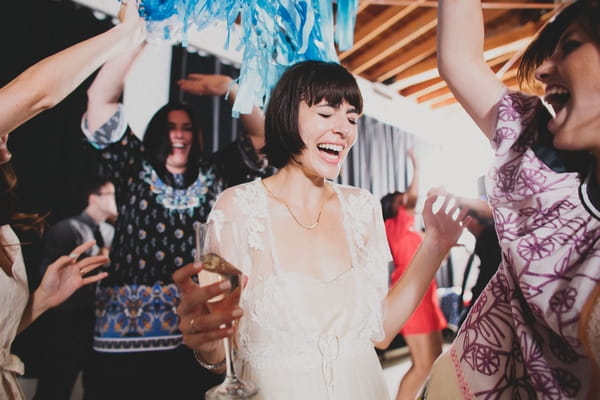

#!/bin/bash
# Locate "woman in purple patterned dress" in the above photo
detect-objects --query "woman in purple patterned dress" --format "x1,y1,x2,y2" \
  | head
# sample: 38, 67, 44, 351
429, 1, 600, 399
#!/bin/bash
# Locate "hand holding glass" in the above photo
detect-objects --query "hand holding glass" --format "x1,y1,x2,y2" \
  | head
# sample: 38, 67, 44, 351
195, 222, 258, 400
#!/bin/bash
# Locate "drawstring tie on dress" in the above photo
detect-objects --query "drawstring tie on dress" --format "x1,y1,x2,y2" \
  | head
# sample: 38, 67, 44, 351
318, 335, 340, 399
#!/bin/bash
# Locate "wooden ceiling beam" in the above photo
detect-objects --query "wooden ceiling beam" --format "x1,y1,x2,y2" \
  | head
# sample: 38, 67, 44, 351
400, 77, 445, 98
348, 9, 437, 74
417, 84, 452, 103
430, 97, 458, 109
371, 8, 507, 82
390, 16, 545, 89
402, 59, 518, 105
399, 56, 513, 99
356, 1, 371, 13
371, 36, 436, 82
425, 74, 519, 109
339, 4, 425, 60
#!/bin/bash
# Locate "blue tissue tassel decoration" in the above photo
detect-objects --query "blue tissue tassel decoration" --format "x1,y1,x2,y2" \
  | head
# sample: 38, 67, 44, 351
137, 0, 359, 116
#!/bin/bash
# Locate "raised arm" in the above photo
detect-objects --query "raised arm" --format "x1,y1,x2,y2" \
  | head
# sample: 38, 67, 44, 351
177, 74, 265, 152
404, 148, 419, 210
85, 41, 146, 133
377, 194, 469, 348
437, 0, 505, 139
0, 1, 144, 138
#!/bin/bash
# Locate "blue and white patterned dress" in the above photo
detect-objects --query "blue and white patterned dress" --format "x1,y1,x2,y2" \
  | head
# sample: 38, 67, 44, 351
82, 105, 221, 352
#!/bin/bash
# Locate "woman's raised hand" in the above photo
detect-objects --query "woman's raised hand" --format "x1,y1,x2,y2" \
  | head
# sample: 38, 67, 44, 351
37, 240, 108, 309
421, 193, 470, 250
117, 0, 146, 47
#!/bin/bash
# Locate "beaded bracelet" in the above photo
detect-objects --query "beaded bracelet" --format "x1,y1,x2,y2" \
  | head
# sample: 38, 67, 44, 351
193, 348, 226, 370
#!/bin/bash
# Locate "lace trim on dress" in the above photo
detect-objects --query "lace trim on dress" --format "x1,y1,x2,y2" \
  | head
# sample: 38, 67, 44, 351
233, 180, 268, 252
333, 185, 389, 342
335, 186, 371, 259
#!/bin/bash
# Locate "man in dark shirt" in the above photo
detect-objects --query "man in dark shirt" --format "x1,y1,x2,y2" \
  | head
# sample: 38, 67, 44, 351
33, 176, 116, 400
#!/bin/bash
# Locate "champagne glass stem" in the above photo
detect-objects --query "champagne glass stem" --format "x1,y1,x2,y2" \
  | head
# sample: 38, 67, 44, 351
223, 337, 236, 381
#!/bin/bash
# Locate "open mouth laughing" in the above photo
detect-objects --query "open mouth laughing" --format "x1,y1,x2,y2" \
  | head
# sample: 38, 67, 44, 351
317, 143, 344, 157
544, 85, 570, 114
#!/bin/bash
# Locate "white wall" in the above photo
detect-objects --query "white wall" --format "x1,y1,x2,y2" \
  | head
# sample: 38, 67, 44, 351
123, 44, 171, 137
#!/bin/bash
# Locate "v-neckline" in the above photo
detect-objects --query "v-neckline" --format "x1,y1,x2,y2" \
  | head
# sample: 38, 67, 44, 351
259, 179, 355, 283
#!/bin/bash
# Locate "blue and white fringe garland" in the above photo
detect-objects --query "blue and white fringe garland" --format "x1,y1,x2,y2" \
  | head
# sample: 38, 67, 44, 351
138, 0, 359, 116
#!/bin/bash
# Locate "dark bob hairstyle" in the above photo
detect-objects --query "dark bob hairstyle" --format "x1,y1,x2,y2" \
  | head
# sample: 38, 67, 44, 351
263, 60, 363, 169
518, 0, 600, 88
142, 101, 203, 186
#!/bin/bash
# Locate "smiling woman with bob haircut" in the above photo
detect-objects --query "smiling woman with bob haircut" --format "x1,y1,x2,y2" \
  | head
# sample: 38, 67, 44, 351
173, 60, 469, 399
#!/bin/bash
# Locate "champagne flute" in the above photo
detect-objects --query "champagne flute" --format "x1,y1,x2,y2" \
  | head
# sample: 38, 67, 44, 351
195, 221, 258, 400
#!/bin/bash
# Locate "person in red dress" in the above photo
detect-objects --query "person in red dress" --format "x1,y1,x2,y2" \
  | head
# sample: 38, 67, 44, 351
381, 150, 447, 400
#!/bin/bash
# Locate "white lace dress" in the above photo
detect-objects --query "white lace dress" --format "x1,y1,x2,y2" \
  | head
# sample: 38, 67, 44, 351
207, 179, 392, 400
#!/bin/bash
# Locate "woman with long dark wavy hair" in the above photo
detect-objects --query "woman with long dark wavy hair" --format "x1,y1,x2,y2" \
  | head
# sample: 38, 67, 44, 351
80, 37, 266, 397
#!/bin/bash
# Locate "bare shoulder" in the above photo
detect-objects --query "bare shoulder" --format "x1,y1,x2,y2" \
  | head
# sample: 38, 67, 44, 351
330, 183, 379, 207
213, 179, 265, 215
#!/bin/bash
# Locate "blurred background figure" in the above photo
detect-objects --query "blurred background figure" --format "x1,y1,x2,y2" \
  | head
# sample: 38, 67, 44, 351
381, 150, 447, 400
79, 39, 266, 398
458, 195, 501, 324
33, 176, 116, 400
429, 186, 502, 331
81, 44, 221, 400
177, 73, 276, 187
0, 2, 141, 398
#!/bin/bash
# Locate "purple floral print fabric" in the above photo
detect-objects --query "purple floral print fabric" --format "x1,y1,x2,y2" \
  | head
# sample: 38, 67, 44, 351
450, 91, 600, 399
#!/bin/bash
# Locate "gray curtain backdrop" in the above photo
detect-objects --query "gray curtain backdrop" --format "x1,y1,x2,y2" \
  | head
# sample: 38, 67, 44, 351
339, 115, 429, 200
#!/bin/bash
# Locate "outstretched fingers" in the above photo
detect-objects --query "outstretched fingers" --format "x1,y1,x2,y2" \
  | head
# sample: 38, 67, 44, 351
45, 240, 97, 273
77, 255, 109, 284
422, 194, 471, 247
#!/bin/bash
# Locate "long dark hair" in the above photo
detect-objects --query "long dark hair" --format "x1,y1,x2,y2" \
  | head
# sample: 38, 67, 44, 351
518, 0, 600, 88
0, 163, 46, 236
142, 102, 203, 187
380, 191, 402, 221
263, 60, 363, 169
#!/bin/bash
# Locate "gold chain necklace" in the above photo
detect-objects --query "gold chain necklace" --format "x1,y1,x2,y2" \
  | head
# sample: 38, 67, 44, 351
261, 180, 323, 230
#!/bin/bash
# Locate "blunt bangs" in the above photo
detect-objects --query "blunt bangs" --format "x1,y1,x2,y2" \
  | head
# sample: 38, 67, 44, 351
264, 60, 363, 169
300, 62, 363, 114
518, 1, 600, 88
